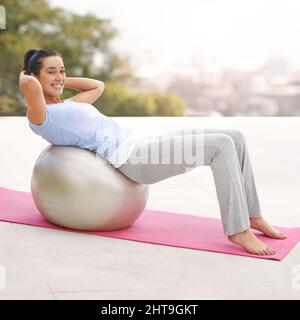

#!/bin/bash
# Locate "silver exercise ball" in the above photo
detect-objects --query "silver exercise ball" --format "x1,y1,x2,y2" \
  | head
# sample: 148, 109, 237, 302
31, 145, 149, 231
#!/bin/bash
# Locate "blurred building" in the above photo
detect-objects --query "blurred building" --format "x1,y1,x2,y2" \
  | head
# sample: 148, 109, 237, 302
132, 57, 300, 116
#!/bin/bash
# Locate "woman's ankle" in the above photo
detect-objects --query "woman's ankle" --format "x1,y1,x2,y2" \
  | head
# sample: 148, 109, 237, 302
228, 228, 251, 239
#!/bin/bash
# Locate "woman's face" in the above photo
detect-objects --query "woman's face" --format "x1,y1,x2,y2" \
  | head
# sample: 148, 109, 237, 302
31, 55, 66, 97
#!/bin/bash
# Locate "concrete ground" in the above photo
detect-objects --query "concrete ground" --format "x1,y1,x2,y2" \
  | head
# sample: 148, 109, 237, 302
0, 116, 300, 300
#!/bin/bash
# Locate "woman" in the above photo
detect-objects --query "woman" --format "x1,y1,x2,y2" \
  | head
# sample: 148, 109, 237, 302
19, 48, 286, 256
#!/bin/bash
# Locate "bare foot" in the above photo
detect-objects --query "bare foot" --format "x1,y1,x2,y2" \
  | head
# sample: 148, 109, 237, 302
228, 229, 276, 255
250, 217, 287, 239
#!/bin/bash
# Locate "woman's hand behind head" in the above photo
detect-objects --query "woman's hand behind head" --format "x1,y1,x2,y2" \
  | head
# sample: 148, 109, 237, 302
19, 71, 41, 93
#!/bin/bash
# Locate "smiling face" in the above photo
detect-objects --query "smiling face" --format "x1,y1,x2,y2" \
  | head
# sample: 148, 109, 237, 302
31, 55, 66, 101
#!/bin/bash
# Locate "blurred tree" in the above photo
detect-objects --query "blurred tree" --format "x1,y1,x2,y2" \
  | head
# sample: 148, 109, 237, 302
152, 92, 186, 116
0, 0, 186, 116
0, 95, 20, 115
96, 82, 186, 116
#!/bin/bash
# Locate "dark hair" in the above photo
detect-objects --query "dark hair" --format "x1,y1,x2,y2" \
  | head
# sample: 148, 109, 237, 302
22, 49, 62, 75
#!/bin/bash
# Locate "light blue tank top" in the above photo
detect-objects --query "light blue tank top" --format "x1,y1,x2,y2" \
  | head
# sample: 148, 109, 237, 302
28, 99, 147, 167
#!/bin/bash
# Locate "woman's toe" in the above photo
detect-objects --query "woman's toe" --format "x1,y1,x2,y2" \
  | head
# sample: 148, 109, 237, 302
259, 249, 266, 255
278, 233, 287, 239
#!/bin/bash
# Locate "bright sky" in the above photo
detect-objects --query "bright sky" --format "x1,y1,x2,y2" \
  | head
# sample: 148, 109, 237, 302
49, 0, 300, 79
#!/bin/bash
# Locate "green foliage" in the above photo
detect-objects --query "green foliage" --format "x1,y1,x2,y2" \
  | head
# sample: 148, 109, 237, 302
0, 95, 22, 115
152, 92, 186, 116
94, 82, 186, 116
0, 0, 186, 116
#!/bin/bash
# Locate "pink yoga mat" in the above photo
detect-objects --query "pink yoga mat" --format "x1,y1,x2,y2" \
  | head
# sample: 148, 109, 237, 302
0, 186, 299, 260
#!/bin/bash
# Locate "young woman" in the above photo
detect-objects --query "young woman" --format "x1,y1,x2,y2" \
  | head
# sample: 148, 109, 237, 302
19, 48, 286, 256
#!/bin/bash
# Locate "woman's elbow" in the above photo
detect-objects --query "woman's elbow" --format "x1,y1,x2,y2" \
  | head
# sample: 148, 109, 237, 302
97, 82, 105, 95
98, 81, 105, 90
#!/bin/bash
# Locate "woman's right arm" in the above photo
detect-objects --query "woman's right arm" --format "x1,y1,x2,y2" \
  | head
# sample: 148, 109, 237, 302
19, 71, 47, 125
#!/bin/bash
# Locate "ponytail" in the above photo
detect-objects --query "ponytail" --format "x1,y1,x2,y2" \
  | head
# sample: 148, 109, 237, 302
23, 49, 38, 75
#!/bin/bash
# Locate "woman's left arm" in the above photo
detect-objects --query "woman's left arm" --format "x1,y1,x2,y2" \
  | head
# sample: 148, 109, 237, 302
64, 77, 105, 104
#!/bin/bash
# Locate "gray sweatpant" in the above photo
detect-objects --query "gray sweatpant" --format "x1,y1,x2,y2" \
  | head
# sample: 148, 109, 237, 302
117, 128, 262, 236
